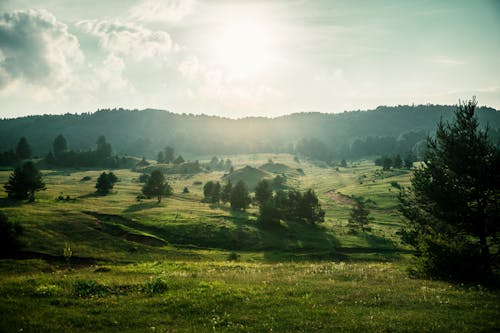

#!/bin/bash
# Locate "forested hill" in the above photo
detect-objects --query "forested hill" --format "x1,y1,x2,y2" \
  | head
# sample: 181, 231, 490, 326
1, 104, 499, 160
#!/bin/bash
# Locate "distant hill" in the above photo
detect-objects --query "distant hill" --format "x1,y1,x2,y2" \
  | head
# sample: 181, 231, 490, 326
0, 104, 499, 161
224, 166, 270, 190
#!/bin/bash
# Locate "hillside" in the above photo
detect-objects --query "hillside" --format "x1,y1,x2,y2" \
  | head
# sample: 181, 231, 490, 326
1, 105, 499, 160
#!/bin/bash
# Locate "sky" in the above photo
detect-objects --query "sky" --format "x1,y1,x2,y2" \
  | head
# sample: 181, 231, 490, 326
0, 0, 499, 118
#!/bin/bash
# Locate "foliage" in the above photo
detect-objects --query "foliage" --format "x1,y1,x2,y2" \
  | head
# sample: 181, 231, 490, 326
138, 173, 150, 183
95, 172, 118, 195
399, 98, 500, 282
230, 180, 251, 211
173, 155, 185, 165
15, 137, 31, 159
53, 134, 68, 158
0, 211, 23, 256
203, 181, 221, 203
220, 181, 232, 204
142, 169, 172, 203
163, 146, 175, 163
4, 161, 46, 201
254, 179, 272, 205
340, 159, 347, 167
348, 199, 373, 232
258, 200, 281, 228
144, 277, 168, 295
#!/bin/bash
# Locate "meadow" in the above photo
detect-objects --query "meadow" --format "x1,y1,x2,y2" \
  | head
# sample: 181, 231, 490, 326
0, 154, 498, 332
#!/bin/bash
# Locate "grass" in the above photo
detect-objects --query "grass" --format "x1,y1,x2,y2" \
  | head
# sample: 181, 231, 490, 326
0, 154, 498, 332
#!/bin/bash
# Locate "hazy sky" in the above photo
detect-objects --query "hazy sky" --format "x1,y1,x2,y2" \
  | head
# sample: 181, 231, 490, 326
1, 0, 499, 118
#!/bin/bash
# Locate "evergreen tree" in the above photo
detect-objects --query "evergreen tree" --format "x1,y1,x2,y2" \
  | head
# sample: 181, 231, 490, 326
230, 180, 251, 211
96, 135, 112, 159
95, 172, 113, 195
348, 199, 373, 232
220, 181, 232, 204
393, 154, 403, 168
254, 179, 273, 205
157, 151, 165, 163
0, 211, 23, 256
15, 137, 31, 159
399, 98, 499, 281
53, 134, 68, 158
164, 146, 175, 163
142, 169, 172, 203
340, 159, 347, 167
173, 155, 185, 165
258, 199, 281, 228
403, 151, 415, 169
297, 189, 325, 225
4, 161, 46, 201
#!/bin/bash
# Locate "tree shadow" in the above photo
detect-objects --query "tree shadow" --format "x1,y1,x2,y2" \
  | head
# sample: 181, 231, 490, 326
123, 201, 160, 213
0, 197, 24, 208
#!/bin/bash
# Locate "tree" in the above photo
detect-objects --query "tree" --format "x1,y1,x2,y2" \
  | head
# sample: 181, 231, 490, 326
403, 151, 415, 169
95, 172, 118, 195
297, 189, 325, 225
203, 181, 221, 203
164, 146, 175, 164
348, 199, 373, 232
53, 134, 68, 158
157, 151, 165, 163
399, 98, 499, 281
393, 154, 403, 169
173, 155, 185, 165
4, 161, 46, 201
340, 159, 347, 167
254, 179, 273, 205
220, 181, 232, 204
0, 211, 23, 256
96, 135, 112, 159
230, 180, 251, 211
16, 137, 31, 159
142, 169, 172, 203
258, 199, 281, 228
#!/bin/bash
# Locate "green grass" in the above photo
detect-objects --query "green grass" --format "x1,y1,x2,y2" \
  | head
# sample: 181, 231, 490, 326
0, 154, 498, 332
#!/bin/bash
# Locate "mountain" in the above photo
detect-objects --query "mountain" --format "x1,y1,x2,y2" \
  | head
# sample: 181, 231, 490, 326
0, 105, 499, 160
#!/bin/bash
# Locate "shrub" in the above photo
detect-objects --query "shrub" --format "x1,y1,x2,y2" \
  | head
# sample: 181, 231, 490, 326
144, 277, 168, 295
227, 252, 241, 261
73, 280, 109, 297
0, 211, 23, 257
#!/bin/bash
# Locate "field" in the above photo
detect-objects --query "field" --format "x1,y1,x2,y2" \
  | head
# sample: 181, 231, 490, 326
0, 154, 498, 332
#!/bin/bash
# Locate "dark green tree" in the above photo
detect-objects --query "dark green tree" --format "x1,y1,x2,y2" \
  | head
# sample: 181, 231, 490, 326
230, 180, 251, 211
173, 155, 185, 165
399, 98, 499, 281
254, 179, 273, 205
297, 189, 325, 225
403, 151, 415, 169
0, 211, 23, 257
96, 135, 112, 159
157, 151, 165, 163
220, 181, 232, 204
340, 159, 347, 167
348, 199, 373, 232
16, 137, 31, 159
4, 161, 46, 201
164, 146, 175, 164
203, 181, 221, 203
142, 169, 172, 203
393, 154, 403, 168
53, 134, 68, 158
258, 199, 281, 228
95, 172, 113, 195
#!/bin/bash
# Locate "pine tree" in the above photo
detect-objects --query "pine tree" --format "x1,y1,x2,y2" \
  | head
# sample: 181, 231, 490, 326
399, 98, 499, 281
164, 146, 175, 164
4, 161, 46, 201
15, 137, 31, 160
142, 169, 172, 203
53, 134, 68, 158
254, 179, 272, 205
348, 199, 373, 232
230, 180, 251, 211
220, 181, 232, 204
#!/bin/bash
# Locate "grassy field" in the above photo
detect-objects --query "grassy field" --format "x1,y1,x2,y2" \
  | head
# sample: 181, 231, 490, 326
0, 154, 498, 332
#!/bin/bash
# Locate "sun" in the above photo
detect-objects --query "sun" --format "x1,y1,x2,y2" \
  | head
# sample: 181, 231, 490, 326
212, 20, 274, 79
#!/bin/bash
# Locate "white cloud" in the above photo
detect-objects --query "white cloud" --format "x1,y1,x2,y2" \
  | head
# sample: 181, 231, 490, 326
0, 9, 83, 91
178, 55, 200, 80
76, 19, 173, 61
432, 56, 465, 65
129, 0, 196, 23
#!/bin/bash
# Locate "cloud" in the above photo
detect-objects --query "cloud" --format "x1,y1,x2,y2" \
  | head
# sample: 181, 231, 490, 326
76, 19, 173, 61
0, 9, 83, 90
432, 56, 465, 65
178, 55, 200, 80
129, 0, 196, 23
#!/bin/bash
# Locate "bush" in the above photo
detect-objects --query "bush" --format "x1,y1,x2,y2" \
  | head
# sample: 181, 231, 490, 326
73, 280, 109, 297
144, 277, 168, 295
80, 176, 92, 182
227, 252, 241, 261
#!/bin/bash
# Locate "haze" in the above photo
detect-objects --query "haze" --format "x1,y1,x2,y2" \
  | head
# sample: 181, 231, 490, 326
1, 0, 499, 118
